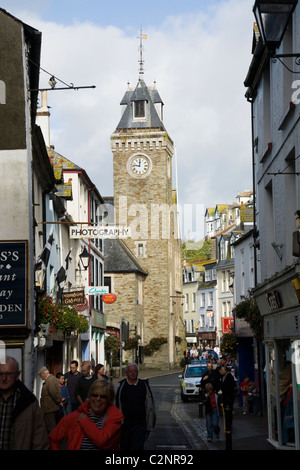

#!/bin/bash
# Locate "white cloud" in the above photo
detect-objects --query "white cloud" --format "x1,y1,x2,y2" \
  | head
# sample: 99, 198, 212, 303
17, 0, 254, 238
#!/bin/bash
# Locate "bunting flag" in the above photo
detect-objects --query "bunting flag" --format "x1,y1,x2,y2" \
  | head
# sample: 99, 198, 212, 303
36, 233, 54, 270
56, 249, 72, 301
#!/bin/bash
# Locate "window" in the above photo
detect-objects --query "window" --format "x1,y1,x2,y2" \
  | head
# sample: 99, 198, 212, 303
104, 276, 111, 294
185, 294, 189, 312
134, 100, 145, 118
222, 271, 226, 292
220, 239, 226, 260
192, 292, 196, 311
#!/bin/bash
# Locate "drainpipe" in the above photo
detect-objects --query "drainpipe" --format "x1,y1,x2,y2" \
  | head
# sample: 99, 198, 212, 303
247, 92, 265, 416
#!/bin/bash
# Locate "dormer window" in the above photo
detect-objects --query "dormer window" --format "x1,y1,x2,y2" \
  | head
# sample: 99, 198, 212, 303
134, 100, 146, 118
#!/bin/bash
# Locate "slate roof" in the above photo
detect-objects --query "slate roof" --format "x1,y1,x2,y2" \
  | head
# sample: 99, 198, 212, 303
116, 78, 165, 130
104, 239, 148, 275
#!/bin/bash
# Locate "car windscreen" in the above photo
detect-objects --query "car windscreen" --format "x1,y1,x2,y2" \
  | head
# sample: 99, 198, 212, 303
185, 366, 206, 378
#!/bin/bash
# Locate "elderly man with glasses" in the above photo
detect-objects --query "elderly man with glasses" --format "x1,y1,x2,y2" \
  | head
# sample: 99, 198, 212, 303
0, 356, 48, 450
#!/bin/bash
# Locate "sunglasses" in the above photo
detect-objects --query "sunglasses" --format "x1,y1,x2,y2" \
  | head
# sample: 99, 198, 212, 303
90, 393, 109, 399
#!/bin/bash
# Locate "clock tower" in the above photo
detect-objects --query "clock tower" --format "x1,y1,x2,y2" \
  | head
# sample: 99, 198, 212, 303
110, 60, 184, 368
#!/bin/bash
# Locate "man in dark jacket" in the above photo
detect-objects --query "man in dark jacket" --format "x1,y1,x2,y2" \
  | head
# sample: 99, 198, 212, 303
64, 360, 82, 413
0, 356, 48, 450
115, 363, 156, 451
75, 361, 97, 405
200, 362, 219, 390
219, 365, 236, 409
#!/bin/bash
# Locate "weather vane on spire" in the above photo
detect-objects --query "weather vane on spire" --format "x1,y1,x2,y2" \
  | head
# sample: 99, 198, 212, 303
138, 27, 147, 78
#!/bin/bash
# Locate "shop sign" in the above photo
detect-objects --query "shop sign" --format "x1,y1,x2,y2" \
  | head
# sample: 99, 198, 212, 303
87, 286, 109, 296
69, 226, 130, 239
0, 241, 27, 327
221, 317, 234, 334
266, 290, 282, 311
62, 290, 85, 306
102, 293, 117, 304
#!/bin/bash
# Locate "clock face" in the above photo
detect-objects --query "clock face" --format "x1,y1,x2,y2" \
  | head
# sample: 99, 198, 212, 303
131, 157, 148, 175
127, 154, 152, 178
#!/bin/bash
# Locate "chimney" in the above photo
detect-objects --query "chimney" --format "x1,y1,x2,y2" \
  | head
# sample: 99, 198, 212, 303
36, 90, 51, 147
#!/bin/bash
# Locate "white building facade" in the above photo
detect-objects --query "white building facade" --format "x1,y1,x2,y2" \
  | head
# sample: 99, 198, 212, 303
244, 1, 300, 449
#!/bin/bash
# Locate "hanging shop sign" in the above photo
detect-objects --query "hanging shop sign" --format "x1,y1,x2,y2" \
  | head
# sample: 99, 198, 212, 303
266, 290, 282, 311
102, 293, 117, 304
221, 316, 234, 334
0, 241, 27, 327
69, 226, 130, 239
62, 290, 85, 306
87, 286, 109, 296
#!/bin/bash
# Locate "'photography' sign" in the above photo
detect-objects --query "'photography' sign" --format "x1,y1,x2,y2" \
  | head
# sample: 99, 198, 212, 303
0, 241, 27, 327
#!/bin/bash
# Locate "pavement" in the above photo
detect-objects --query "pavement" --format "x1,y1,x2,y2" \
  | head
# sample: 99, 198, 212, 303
117, 367, 275, 451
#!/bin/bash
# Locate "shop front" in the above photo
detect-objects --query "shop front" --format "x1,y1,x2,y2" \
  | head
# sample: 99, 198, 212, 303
254, 264, 300, 449
198, 331, 217, 349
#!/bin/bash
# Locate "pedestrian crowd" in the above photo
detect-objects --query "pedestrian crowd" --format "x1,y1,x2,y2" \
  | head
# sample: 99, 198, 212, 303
0, 356, 155, 450
184, 347, 260, 444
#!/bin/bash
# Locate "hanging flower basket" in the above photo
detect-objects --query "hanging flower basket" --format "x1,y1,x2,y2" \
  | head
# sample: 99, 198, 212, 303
37, 295, 89, 334
234, 297, 263, 340
221, 332, 238, 354
104, 333, 121, 353
123, 337, 138, 351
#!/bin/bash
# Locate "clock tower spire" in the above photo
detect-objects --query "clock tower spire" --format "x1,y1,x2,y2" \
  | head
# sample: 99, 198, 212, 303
138, 27, 146, 79
109, 53, 184, 369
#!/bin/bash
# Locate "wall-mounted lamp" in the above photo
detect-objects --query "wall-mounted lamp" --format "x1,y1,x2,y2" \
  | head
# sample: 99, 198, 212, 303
253, 0, 300, 66
79, 246, 92, 270
253, 0, 297, 50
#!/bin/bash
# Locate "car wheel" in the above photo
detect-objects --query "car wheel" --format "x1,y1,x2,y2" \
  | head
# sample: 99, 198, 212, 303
181, 391, 188, 402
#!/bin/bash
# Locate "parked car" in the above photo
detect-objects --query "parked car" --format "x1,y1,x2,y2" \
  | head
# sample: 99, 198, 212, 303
179, 361, 208, 402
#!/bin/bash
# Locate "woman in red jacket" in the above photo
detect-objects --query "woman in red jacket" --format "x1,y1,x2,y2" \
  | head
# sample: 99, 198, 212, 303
49, 378, 123, 450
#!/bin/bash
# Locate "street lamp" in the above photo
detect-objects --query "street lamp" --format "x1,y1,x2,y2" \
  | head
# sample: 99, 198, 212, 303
79, 246, 92, 270
253, 0, 298, 52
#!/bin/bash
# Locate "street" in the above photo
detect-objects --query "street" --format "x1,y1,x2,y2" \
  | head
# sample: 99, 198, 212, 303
142, 372, 273, 452
144, 373, 206, 451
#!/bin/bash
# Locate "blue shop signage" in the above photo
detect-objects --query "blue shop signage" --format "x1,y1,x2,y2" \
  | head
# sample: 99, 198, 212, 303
0, 241, 27, 327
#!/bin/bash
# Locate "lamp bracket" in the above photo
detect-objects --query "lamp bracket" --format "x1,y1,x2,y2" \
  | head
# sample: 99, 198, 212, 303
271, 53, 300, 73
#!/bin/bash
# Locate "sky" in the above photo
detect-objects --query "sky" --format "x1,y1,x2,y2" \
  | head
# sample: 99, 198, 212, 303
1, 0, 255, 240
